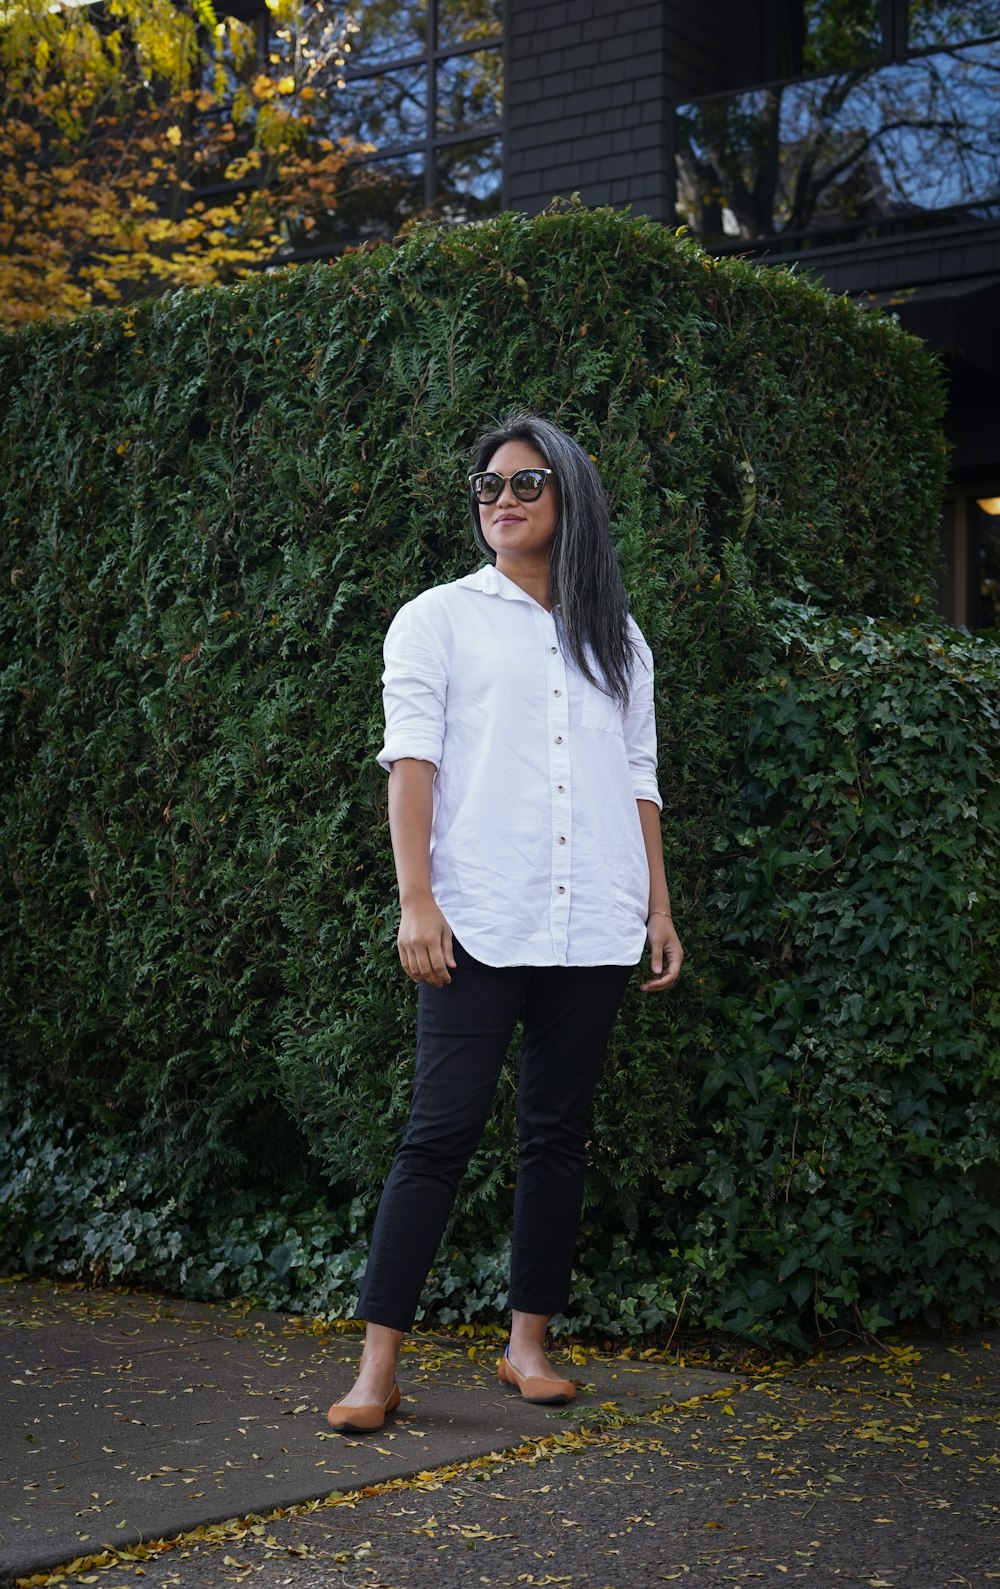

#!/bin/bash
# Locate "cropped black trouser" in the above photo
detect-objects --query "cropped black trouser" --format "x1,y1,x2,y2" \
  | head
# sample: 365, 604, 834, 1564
355, 938, 632, 1331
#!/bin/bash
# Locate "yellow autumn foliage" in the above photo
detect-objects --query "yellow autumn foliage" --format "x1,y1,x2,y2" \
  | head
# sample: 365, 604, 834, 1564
0, 0, 364, 325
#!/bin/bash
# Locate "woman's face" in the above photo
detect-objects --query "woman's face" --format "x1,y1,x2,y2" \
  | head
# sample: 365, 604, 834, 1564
477, 440, 558, 567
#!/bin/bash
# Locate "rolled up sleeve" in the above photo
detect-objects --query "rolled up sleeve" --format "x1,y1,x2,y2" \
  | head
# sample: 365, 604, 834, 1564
376, 596, 449, 773
624, 627, 662, 809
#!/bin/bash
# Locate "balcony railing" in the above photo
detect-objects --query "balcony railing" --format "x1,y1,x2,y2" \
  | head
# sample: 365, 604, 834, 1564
673, 41, 1000, 251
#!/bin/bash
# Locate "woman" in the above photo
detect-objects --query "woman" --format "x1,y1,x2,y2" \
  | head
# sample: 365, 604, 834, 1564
327, 414, 683, 1433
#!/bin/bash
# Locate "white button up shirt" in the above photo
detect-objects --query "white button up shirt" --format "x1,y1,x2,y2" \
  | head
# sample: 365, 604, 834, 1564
376, 566, 662, 968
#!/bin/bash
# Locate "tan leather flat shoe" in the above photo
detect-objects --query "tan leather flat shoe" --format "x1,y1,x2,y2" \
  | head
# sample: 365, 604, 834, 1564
326, 1380, 401, 1433
497, 1349, 576, 1405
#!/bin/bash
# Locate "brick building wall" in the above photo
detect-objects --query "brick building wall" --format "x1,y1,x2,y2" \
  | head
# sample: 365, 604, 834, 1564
662, 0, 731, 99
505, 0, 670, 218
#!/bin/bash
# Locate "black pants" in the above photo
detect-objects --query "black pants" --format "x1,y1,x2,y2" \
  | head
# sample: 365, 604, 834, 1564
355, 938, 632, 1332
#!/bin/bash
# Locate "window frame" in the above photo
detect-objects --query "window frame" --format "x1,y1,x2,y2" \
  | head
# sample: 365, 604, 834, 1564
335, 0, 504, 218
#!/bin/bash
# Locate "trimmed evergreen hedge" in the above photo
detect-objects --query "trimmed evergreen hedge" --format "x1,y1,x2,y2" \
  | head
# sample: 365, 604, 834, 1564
2, 205, 997, 1341
698, 605, 1000, 1335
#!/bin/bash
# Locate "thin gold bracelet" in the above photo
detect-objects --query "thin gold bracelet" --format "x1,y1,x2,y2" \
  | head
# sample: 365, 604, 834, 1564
648, 910, 673, 919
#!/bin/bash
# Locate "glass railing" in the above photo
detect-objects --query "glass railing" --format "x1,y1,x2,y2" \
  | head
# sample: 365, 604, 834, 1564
673, 40, 1000, 250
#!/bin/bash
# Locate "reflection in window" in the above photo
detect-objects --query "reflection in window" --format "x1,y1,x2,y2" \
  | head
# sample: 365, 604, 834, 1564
256, 0, 503, 255
435, 135, 503, 220
336, 65, 429, 146
436, 0, 502, 48
797, 1, 1000, 74
802, 0, 880, 73
675, 42, 999, 245
346, 0, 429, 68
907, 0, 1000, 49
331, 0, 503, 249
282, 153, 426, 253
436, 48, 502, 134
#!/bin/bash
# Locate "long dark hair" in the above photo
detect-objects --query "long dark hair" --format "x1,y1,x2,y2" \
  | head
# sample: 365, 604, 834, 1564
469, 413, 635, 710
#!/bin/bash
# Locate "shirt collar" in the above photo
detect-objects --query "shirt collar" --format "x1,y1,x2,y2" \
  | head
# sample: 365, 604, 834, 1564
459, 566, 553, 608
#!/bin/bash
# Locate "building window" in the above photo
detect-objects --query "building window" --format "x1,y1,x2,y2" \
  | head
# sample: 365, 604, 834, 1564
906, 0, 1000, 52
672, 0, 1000, 249
796, 1, 999, 77
800, 0, 881, 72
285, 0, 503, 256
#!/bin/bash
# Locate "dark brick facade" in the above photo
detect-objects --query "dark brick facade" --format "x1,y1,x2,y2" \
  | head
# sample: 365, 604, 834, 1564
732, 220, 1000, 299
505, 0, 671, 217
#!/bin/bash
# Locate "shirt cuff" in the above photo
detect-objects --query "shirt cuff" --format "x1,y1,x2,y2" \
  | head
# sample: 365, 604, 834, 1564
376, 737, 442, 774
633, 780, 663, 810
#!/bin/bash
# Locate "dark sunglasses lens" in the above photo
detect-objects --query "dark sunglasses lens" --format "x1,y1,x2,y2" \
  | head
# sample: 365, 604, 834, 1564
512, 469, 547, 500
473, 472, 503, 502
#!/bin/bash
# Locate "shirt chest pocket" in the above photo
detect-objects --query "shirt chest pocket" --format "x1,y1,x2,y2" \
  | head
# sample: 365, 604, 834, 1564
581, 681, 624, 735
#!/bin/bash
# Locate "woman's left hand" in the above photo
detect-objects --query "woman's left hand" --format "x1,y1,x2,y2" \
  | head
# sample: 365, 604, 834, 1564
639, 916, 684, 993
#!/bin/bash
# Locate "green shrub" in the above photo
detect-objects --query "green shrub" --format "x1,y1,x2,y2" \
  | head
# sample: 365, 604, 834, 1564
0, 1077, 369, 1312
693, 605, 1000, 1338
0, 1075, 682, 1336
4, 206, 994, 1341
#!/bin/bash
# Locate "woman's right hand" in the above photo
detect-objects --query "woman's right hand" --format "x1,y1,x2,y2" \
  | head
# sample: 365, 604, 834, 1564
397, 896, 457, 986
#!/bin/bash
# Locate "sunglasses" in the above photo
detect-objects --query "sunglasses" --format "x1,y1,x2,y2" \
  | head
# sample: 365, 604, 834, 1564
468, 468, 554, 504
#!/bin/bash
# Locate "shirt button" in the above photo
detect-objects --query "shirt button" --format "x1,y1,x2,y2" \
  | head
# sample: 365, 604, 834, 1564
549, 646, 558, 654
558, 835, 566, 845
555, 735, 563, 744
553, 688, 561, 697
557, 885, 566, 894
557, 784, 565, 793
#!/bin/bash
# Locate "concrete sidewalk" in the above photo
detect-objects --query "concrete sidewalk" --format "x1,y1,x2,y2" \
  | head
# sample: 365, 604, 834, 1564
0, 1277, 737, 1586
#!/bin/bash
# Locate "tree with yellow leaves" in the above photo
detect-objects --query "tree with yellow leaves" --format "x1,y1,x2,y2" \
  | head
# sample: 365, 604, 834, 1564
0, 0, 368, 325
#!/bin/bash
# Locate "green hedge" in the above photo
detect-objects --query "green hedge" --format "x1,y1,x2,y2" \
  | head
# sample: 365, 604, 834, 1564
695, 605, 1000, 1335
4, 205, 996, 1341
0, 1076, 699, 1337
